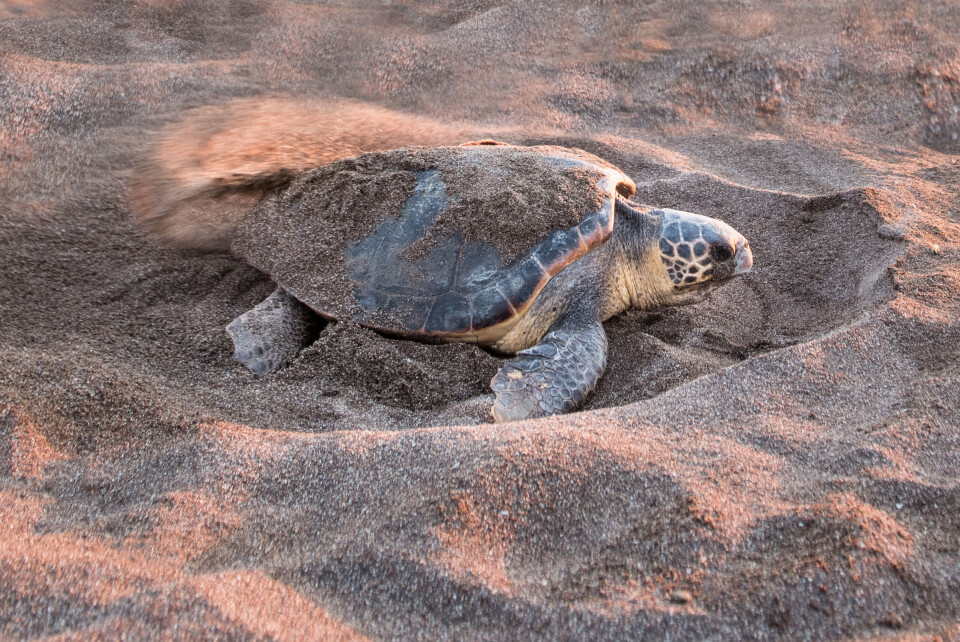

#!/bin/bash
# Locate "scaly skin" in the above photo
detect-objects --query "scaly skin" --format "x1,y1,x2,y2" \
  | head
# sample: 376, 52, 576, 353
227, 289, 319, 376
225, 200, 752, 422
487, 200, 751, 422
491, 305, 607, 423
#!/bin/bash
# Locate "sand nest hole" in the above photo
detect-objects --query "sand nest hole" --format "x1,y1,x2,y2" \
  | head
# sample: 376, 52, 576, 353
0, 166, 907, 438
214, 171, 904, 430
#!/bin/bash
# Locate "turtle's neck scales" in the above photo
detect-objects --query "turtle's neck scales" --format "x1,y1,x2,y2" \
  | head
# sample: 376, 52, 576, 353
603, 203, 675, 318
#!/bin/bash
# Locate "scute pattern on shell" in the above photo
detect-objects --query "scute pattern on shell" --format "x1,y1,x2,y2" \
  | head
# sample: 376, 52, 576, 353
233, 144, 633, 340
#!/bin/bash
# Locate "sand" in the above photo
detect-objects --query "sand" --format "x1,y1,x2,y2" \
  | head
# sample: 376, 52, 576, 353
1, 0, 959, 639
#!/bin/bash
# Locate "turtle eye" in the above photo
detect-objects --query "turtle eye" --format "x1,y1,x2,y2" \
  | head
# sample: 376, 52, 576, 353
711, 241, 735, 262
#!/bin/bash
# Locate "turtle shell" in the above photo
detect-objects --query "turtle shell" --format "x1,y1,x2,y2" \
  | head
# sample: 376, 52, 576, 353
232, 143, 635, 342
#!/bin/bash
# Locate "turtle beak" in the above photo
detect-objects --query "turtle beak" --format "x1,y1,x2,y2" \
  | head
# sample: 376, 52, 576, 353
733, 240, 753, 275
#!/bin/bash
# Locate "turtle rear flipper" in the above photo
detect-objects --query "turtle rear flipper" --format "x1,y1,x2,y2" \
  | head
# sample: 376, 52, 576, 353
227, 289, 321, 375
491, 308, 607, 423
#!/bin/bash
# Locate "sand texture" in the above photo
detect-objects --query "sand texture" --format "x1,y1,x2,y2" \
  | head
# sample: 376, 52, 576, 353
232, 144, 614, 329
2, 0, 960, 639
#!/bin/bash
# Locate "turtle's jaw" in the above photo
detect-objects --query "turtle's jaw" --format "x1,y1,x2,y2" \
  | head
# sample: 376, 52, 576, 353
666, 237, 752, 308
733, 239, 753, 275
669, 240, 752, 300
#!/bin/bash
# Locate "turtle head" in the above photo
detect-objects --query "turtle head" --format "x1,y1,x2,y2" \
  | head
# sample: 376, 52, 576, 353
655, 208, 752, 299
611, 200, 752, 311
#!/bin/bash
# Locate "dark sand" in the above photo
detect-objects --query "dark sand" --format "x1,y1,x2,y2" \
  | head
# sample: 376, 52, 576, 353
2, 0, 960, 639
231, 144, 615, 330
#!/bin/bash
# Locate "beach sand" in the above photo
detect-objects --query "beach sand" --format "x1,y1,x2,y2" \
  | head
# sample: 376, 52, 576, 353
1, 0, 959, 638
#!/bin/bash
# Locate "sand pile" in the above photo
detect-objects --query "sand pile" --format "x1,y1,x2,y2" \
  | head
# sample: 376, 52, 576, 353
2, 0, 960, 639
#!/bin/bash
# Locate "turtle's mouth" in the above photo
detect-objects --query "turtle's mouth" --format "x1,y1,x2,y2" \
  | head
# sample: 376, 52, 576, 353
669, 246, 751, 304
733, 244, 754, 275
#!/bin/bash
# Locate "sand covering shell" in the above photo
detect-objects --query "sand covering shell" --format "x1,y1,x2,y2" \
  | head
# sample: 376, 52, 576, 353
232, 144, 632, 335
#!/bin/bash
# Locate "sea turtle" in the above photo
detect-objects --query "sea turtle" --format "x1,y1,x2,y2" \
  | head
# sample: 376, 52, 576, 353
220, 142, 753, 422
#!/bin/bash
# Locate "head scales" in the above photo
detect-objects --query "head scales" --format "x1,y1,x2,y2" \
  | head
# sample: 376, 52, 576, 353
657, 209, 751, 288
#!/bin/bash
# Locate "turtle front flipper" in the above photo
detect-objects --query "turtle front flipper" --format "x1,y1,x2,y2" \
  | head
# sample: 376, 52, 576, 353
491, 311, 607, 423
227, 288, 321, 375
